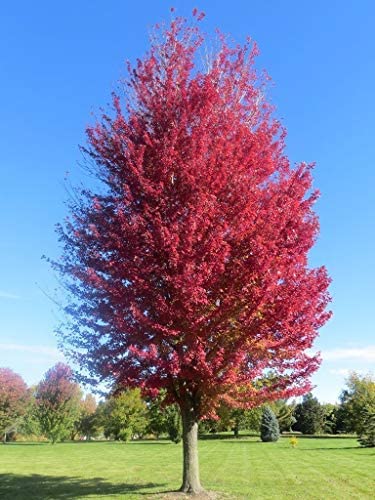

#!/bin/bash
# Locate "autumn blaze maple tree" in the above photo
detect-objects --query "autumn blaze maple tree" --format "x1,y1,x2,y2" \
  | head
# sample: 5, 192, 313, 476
0, 368, 29, 442
55, 11, 331, 493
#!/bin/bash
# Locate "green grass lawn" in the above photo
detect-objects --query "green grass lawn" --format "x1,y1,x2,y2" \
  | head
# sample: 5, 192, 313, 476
0, 436, 373, 499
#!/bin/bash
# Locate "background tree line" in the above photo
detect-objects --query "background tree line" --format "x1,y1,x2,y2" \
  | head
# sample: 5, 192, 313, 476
1, 364, 374, 447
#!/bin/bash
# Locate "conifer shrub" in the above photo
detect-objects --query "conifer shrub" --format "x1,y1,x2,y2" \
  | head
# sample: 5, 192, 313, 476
260, 406, 280, 442
358, 409, 375, 448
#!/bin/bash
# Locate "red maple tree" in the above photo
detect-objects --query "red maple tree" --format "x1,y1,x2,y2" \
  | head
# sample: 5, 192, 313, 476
55, 12, 331, 493
0, 368, 29, 442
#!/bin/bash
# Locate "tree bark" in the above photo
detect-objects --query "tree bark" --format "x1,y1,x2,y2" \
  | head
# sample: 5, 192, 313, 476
179, 404, 203, 494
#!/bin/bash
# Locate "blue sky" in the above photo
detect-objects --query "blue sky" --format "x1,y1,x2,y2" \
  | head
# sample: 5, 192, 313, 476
0, 0, 374, 402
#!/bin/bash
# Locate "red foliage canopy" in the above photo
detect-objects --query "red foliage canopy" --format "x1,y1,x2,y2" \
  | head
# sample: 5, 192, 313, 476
55, 16, 331, 418
35, 363, 81, 411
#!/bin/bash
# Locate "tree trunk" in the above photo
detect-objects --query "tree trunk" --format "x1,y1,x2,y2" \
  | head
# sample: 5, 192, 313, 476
180, 404, 203, 494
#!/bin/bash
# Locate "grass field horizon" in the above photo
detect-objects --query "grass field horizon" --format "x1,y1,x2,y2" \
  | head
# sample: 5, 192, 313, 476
0, 436, 373, 499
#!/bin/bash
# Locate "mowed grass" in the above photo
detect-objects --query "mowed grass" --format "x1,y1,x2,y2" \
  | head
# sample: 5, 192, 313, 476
0, 437, 373, 499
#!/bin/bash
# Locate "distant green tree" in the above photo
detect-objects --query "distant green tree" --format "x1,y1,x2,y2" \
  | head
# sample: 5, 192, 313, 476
145, 391, 179, 439
198, 403, 262, 437
293, 393, 324, 434
334, 405, 347, 434
17, 389, 41, 439
272, 400, 296, 432
260, 406, 280, 442
144, 391, 182, 443
339, 373, 375, 435
103, 388, 147, 442
232, 408, 245, 438
198, 415, 220, 435
358, 408, 375, 447
146, 394, 167, 439
321, 403, 337, 434
76, 394, 98, 440
164, 404, 182, 444
35, 363, 82, 443
199, 402, 235, 435
234, 407, 262, 437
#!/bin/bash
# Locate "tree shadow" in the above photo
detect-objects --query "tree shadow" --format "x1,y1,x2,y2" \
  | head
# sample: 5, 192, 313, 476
72, 440, 173, 446
300, 446, 362, 451
284, 435, 357, 439
0, 473, 166, 499
218, 439, 262, 444
216, 440, 363, 451
199, 433, 258, 440
115, 440, 173, 445
2, 442, 47, 446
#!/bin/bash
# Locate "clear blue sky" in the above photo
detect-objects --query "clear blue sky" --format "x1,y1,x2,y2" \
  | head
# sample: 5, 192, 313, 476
0, 0, 374, 402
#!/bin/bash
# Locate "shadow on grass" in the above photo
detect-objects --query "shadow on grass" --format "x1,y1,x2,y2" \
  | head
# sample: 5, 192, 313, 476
83, 440, 174, 446
215, 439, 262, 444
4, 440, 174, 447
2, 442, 47, 446
283, 434, 357, 439
198, 434, 358, 442
199, 433, 258, 440
216, 440, 362, 451
299, 446, 361, 451
114, 440, 173, 445
0, 474, 165, 499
